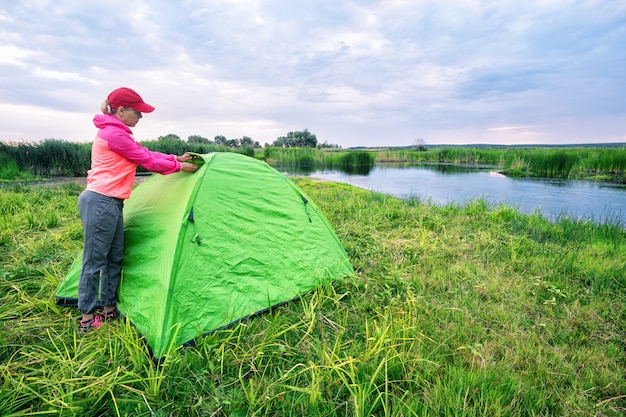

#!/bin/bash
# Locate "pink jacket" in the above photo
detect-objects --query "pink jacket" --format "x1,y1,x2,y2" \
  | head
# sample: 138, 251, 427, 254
86, 114, 181, 200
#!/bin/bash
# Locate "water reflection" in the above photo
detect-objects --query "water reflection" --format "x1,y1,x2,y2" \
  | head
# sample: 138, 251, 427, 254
275, 163, 374, 176
339, 165, 374, 176
412, 163, 497, 175
283, 163, 626, 226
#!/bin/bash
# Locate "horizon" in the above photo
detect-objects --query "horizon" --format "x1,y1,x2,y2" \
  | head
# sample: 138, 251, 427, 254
2, 137, 625, 150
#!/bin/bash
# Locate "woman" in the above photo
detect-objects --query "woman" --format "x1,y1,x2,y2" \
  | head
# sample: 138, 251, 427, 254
78, 87, 198, 332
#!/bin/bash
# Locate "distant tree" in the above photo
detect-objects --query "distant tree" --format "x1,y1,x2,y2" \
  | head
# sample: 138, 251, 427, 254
303, 131, 316, 147
158, 133, 181, 141
214, 135, 227, 146
239, 136, 254, 147
188, 135, 212, 144
273, 129, 318, 148
318, 141, 341, 149
413, 138, 427, 152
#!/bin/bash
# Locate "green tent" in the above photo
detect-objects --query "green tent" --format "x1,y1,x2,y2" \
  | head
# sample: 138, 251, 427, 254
56, 152, 353, 358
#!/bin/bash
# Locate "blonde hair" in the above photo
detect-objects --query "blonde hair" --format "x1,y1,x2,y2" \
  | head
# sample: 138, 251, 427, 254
100, 99, 113, 115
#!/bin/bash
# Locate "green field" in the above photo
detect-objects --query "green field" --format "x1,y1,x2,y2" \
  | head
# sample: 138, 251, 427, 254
1, 180, 625, 416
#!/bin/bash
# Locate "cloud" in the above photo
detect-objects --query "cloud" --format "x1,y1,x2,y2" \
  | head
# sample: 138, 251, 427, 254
487, 126, 540, 132
1, 0, 625, 147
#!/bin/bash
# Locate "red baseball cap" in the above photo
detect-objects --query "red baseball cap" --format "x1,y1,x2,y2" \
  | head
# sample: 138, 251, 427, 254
107, 87, 155, 113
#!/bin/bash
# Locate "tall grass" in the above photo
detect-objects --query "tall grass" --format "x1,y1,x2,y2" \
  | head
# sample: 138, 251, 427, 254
1, 140, 92, 177
0, 152, 31, 181
263, 147, 375, 172
263, 147, 342, 167
1, 178, 625, 415
262, 146, 626, 181
374, 147, 626, 181
3, 141, 625, 182
499, 147, 626, 180
0, 139, 251, 180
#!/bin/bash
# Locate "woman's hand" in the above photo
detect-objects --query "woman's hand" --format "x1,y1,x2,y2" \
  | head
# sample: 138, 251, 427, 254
180, 162, 199, 173
176, 153, 193, 163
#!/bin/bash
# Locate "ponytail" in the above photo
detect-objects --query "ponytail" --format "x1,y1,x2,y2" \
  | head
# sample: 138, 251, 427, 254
100, 99, 113, 115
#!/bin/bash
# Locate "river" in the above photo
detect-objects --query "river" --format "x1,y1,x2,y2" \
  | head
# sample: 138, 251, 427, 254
291, 163, 626, 227
10, 164, 625, 226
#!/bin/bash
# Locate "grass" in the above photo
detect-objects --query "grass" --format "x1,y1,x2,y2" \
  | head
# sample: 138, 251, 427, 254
1, 180, 625, 416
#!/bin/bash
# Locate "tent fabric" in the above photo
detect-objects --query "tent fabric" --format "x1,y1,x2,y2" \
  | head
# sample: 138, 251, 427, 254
56, 152, 353, 358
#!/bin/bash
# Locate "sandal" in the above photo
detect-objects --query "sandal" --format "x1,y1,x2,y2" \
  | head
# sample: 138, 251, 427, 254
102, 310, 118, 321
79, 314, 103, 333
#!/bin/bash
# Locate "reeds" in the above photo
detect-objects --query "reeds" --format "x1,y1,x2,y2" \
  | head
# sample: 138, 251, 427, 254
261, 146, 626, 182
262, 147, 339, 166
262, 147, 375, 173
374, 147, 626, 181
1, 140, 91, 178
0, 139, 247, 180
3, 141, 625, 183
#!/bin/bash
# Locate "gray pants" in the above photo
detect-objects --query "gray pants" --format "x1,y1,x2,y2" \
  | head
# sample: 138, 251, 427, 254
77, 190, 124, 314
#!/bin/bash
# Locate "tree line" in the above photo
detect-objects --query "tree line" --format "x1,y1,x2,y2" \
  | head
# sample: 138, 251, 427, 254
164, 129, 342, 149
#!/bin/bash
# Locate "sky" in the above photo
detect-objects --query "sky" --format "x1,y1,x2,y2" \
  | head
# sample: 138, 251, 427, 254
1, 0, 625, 148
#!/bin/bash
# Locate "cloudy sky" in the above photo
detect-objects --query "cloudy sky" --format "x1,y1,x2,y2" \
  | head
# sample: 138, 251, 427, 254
1, 0, 625, 148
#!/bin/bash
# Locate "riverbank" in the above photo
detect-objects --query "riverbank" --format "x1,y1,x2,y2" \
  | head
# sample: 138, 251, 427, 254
1, 180, 625, 415
371, 147, 626, 183
264, 146, 626, 184
300, 163, 626, 228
